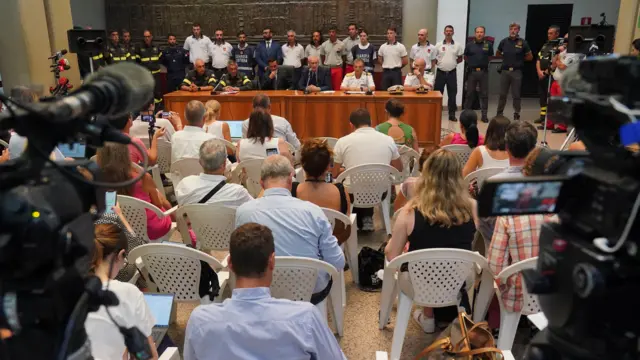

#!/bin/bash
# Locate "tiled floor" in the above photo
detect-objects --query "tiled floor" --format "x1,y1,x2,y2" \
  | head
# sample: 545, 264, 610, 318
167, 97, 572, 360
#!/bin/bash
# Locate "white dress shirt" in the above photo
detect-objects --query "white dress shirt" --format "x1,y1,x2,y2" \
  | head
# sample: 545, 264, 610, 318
333, 126, 400, 169
130, 116, 175, 143
184, 35, 213, 64
176, 173, 253, 207
209, 41, 233, 69
171, 126, 215, 163
410, 42, 437, 70
242, 114, 300, 149
378, 42, 408, 69
434, 40, 464, 71
282, 43, 305, 68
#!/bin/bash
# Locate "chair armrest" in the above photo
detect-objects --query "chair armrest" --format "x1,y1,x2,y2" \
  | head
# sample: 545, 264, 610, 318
163, 205, 179, 217
349, 213, 356, 226
159, 347, 179, 360
220, 254, 230, 269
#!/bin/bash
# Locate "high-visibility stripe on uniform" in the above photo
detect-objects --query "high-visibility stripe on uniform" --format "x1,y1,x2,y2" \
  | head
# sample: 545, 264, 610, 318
150, 56, 160, 61
92, 54, 104, 60
242, 78, 251, 84
183, 78, 192, 85
141, 57, 151, 62
219, 81, 227, 86
151, 69, 161, 74
208, 78, 216, 84
154, 98, 163, 103
540, 106, 547, 116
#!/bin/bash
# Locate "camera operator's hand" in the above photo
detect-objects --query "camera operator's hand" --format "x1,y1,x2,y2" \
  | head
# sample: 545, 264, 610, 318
167, 113, 182, 131
0, 149, 10, 164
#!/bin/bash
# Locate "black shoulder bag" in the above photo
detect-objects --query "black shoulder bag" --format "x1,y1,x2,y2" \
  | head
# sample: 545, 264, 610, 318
197, 180, 226, 301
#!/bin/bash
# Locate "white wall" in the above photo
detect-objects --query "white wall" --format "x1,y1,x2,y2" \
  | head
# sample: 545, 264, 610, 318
468, 0, 620, 38
437, 0, 469, 107
70, 0, 105, 29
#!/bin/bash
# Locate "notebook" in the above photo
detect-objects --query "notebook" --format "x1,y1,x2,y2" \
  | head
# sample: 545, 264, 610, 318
144, 293, 175, 347
222, 120, 244, 139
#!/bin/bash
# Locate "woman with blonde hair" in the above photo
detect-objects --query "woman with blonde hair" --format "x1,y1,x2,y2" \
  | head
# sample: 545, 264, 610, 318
204, 100, 236, 161
385, 149, 479, 333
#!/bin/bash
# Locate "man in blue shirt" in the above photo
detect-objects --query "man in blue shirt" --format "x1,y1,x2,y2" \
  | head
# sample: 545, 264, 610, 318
254, 26, 282, 78
232, 31, 256, 79
235, 155, 345, 299
185, 223, 346, 360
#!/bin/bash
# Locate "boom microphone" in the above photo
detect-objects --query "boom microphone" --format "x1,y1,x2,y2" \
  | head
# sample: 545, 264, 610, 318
48, 49, 68, 59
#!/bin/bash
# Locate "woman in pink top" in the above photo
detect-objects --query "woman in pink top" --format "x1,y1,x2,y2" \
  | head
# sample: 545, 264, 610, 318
97, 142, 172, 241
440, 110, 484, 148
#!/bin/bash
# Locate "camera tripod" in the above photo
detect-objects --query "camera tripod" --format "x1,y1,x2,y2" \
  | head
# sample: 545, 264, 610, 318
540, 49, 558, 148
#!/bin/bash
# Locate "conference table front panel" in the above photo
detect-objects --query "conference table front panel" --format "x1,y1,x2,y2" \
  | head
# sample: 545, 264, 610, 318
164, 90, 442, 146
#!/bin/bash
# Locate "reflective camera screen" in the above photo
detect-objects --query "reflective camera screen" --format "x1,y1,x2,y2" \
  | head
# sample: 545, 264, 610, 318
492, 181, 563, 215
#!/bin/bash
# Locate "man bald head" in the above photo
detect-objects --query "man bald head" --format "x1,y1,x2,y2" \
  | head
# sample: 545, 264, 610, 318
414, 58, 426, 70
307, 56, 319, 72
418, 29, 428, 44
195, 59, 206, 75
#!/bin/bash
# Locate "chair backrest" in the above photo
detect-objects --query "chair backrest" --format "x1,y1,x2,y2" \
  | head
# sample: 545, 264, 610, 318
117, 195, 164, 242
336, 163, 400, 207
176, 204, 236, 251
321, 207, 351, 231
170, 158, 203, 184
463, 167, 504, 189
0, 139, 8, 148
128, 243, 224, 301
387, 249, 488, 307
397, 145, 421, 182
285, 141, 301, 165
497, 257, 540, 315
314, 137, 339, 149
210, 138, 237, 153
231, 158, 264, 197
270, 257, 339, 301
156, 138, 172, 174
442, 144, 472, 165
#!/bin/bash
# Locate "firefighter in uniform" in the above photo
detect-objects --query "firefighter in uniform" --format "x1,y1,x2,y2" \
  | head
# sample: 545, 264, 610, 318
496, 22, 533, 120
135, 30, 164, 107
219, 60, 253, 91
464, 26, 493, 122
106, 30, 130, 65
536, 25, 561, 128
180, 59, 217, 92
162, 33, 190, 93
339, 59, 375, 91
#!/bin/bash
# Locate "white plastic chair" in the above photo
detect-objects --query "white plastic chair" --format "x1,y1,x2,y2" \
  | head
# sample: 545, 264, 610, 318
117, 195, 177, 243
463, 167, 505, 189
210, 137, 237, 154
175, 204, 235, 254
0, 139, 8, 148
336, 163, 400, 235
159, 347, 181, 360
132, 162, 166, 199
322, 208, 358, 285
379, 249, 494, 360
170, 158, 203, 185
294, 167, 306, 183
231, 159, 264, 198
442, 144, 473, 165
156, 138, 172, 175
495, 257, 541, 350
285, 141, 301, 165
314, 137, 339, 149
397, 145, 421, 183
128, 243, 229, 304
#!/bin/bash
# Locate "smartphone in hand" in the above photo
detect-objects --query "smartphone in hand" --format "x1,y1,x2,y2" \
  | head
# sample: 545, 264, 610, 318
105, 191, 117, 213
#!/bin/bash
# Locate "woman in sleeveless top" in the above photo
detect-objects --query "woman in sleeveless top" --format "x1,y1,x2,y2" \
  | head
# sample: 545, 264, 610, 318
462, 115, 511, 177
440, 110, 484, 148
97, 142, 173, 241
204, 100, 236, 161
292, 139, 351, 244
385, 149, 479, 333
376, 99, 419, 152
236, 109, 291, 162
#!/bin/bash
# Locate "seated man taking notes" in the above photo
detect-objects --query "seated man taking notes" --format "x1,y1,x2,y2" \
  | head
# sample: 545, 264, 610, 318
340, 58, 375, 91
299, 56, 332, 93
181, 59, 217, 92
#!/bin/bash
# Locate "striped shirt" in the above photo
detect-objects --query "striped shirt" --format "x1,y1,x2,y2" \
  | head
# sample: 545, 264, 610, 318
488, 214, 545, 312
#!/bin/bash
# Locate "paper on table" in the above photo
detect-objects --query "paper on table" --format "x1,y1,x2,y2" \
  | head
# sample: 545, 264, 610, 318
344, 91, 366, 95
320, 90, 336, 94
221, 91, 239, 95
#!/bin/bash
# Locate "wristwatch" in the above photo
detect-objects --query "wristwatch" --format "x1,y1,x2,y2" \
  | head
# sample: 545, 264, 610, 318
197, 86, 201, 91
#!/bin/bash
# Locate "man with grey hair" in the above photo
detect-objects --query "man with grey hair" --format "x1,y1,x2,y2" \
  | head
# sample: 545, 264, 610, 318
171, 100, 215, 163
176, 139, 253, 206
282, 30, 305, 87
241, 94, 300, 149
235, 155, 345, 305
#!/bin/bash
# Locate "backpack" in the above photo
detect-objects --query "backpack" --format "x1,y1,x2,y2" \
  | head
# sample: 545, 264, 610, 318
357, 243, 386, 291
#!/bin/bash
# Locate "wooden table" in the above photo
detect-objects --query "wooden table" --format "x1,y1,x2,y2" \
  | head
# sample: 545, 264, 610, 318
163, 90, 443, 146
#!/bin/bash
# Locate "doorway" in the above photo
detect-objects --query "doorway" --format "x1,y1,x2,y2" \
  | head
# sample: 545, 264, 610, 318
522, 4, 573, 97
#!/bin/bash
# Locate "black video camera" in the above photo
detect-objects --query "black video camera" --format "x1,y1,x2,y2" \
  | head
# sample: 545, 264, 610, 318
478, 56, 640, 359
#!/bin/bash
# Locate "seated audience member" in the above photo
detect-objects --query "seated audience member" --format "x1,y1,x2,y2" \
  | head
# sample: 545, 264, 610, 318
340, 58, 375, 91
332, 108, 403, 231
171, 100, 214, 163
176, 140, 253, 206
376, 98, 419, 152
393, 145, 439, 211
184, 223, 346, 360
219, 60, 254, 91
385, 149, 479, 333
237, 109, 292, 162
97, 142, 172, 241
130, 101, 180, 142
85, 222, 158, 360
403, 58, 434, 91
180, 58, 217, 92
440, 109, 484, 147
262, 58, 295, 90
299, 56, 332, 92
109, 113, 165, 166
204, 100, 236, 160
462, 115, 511, 177
235, 155, 345, 303
242, 93, 300, 149
294, 139, 351, 244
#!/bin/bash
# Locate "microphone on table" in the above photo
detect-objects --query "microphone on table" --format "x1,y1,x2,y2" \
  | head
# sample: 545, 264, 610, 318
211, 74, 226, 95
364, 71, 373, 95
303, 70, 312, 94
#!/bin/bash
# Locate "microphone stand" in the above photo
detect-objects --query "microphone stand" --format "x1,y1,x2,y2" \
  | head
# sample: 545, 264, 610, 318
211, 74, 226, 95
303, 70, 312, 94
363, 71, 373, 95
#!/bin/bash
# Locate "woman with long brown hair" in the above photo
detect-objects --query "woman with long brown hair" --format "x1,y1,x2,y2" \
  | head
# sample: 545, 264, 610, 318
385, 149, 479, 333
236, 109, 291, 162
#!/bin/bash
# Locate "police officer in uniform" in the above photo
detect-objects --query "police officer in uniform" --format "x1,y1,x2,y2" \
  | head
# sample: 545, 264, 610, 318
232, 31, 256, 79
121, 29, 134, 58
340, 59, 375, 91
162, 33, 189, 93
496, 22, 533, 120
464, 26, 493, 122
135, 30, 164, 107
535, 25, 560, 126
180, 59, 217, 92
219, 60, 253, 91
106, 30, 130, 65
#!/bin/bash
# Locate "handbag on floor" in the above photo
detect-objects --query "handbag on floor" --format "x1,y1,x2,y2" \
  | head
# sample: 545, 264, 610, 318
357, 244, 385, 291
414, 311, 503, 360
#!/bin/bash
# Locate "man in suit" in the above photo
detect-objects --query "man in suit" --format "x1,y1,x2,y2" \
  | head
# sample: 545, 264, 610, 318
299, 56, 332, 92
254, 27, 282, 78
262, 58, 294, 90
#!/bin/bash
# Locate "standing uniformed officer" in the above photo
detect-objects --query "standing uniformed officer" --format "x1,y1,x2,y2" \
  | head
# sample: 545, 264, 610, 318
135, 30, 164, 107
464, 26, 493, 122
535, 25, 561, 126
433, 25, 464, 122
496, 22, 533, 120
106, 30, 130, 65
232, 31, 256, 79
121, 29, 134, 58
180, 59, 217, 92
162, 33, 189, 93
219, 60, 253, 91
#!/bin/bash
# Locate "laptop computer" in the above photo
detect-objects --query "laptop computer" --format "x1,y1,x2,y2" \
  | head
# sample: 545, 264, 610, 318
58, 142, 87, 159
221, 120, 244, 140
143, 293, 176, 347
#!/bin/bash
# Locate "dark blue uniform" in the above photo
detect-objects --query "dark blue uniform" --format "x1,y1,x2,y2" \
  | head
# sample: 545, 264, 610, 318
464, 39, 494, 121
496, 36, 531, 120
162, 45, 189, 93
232, 44, 256, 79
